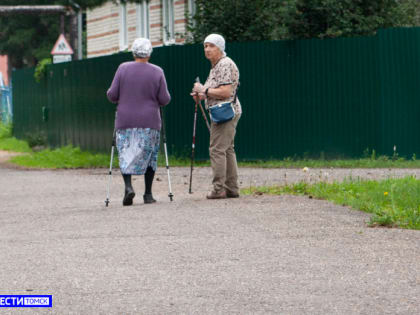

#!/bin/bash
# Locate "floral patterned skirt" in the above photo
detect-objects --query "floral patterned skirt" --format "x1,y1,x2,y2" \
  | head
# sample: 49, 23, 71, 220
116, 128, 160, 175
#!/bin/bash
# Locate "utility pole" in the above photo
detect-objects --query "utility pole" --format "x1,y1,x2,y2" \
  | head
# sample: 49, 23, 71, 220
69, 1, 83, 61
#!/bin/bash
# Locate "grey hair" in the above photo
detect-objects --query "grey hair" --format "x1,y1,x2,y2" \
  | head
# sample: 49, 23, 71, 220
131, 38, 153, 58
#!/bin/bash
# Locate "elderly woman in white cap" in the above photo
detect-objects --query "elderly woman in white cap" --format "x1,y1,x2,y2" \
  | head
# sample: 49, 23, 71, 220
192, 34, 242, 199
107, 38, 171, 206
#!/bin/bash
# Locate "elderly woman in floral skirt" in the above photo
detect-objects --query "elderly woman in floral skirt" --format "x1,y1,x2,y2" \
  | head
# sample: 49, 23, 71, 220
107, 38, 171, 206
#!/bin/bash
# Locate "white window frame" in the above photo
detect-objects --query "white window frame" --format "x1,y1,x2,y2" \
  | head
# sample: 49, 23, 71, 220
188, 0, 196, 17
162, 0, 175, 44
136, 1, 150, 38
119, 2, 128, 51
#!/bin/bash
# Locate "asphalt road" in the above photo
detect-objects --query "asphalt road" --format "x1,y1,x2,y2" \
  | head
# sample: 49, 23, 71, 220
0, 161, 419, 314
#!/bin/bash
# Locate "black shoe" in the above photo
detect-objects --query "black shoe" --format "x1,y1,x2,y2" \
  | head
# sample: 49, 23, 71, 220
143, 193, 157, 204
123, 187, 135, 206
226, 191, 240, 198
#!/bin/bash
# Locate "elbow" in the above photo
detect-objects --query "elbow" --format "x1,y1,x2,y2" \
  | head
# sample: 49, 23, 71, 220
160, 94, 171, 106
107, 91, 118, 103
106, 90, 112, 100
161, 96, 171, 106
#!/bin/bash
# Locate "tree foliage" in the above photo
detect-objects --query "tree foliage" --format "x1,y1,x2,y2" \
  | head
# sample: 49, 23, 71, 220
276, 0, 420, 40
186, 0, 279, 43
188, 0, 420, 43
0, 0, 62, 68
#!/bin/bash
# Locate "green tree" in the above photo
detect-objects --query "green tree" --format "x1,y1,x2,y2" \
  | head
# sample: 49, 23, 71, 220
187, 0, 279, 43
1, 0, 60, 68
276, 0, 420, 40
188, 0, 420, 43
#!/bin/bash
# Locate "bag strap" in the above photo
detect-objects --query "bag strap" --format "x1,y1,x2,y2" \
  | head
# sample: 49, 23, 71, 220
233, 81, 240, 103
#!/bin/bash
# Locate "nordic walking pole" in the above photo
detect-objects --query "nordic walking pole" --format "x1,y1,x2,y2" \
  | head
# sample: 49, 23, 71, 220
195, 77, 210, 132
199, 100, 210, 132
160, 107, 174, 201
189, 91, 199, 194
105, 113, 117, 207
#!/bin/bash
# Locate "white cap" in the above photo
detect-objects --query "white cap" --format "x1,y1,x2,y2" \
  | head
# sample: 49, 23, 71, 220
131, 38, 153, 58
204, 34, 226, 57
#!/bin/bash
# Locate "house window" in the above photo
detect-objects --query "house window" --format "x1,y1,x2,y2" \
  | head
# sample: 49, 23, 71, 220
188, 0, 196, 17
119, 2, 128, 50
136, 1, 150, 38
162, 0, 174, 44
187, 0, 196, 28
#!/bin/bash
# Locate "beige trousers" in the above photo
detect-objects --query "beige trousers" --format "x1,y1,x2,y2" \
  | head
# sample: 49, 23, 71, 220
209, 114, 241, 194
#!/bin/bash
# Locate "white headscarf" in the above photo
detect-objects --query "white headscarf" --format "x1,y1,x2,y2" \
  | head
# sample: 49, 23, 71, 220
131, 38, 153, 58
204, 34, 226, 57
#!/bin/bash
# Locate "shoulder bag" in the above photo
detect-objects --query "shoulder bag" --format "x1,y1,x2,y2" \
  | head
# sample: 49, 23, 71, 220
208, 83, 239, 124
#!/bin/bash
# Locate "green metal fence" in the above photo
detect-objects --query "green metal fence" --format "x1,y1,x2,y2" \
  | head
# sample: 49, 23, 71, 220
12, 27, 420, 160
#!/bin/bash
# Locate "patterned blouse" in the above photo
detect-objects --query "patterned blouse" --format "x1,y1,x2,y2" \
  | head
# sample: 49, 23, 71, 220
204, 56, 242, 114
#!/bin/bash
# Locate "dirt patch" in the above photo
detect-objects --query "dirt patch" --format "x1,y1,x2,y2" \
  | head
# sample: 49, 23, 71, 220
0, 150, 23, 163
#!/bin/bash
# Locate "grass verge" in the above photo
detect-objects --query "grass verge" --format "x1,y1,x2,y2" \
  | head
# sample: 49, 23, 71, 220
0, 123, 31, 153
8, 145, 210, 169
238, 158, 420, 168
3, 122, 420, 169
242, 177, 420, 230
10, 146, 113, 169
7, 149, 420, 169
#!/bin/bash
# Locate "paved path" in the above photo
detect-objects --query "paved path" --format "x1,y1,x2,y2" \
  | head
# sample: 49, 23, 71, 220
0, 159, 419, 314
